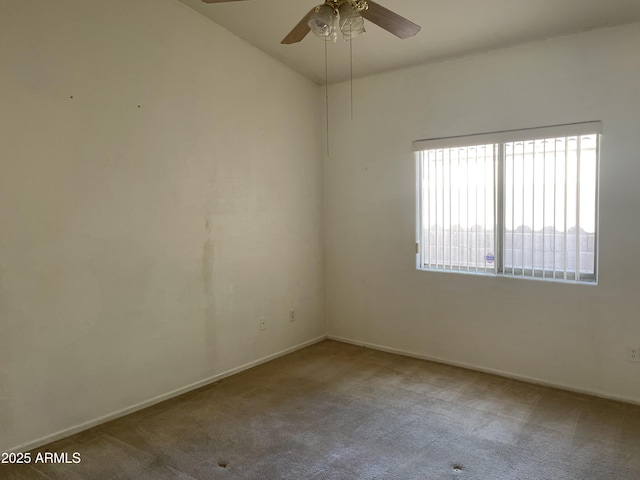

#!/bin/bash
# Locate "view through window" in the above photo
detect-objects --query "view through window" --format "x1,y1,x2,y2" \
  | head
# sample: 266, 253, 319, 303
414, 123, 600, 283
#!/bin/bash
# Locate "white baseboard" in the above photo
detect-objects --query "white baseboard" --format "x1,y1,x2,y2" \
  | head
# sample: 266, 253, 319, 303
327, 335, 640, 406
9, 335, 327, 453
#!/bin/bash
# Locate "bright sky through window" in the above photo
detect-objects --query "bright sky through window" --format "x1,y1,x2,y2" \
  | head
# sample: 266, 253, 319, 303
415, 123, 600, 283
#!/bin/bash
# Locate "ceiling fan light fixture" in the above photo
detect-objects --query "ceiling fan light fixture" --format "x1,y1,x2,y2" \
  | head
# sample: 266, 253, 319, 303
308, 4, 339, 42
338, 2, 366, 39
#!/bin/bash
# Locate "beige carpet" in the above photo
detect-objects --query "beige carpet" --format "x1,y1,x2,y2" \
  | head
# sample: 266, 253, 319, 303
4, 340, 640, 479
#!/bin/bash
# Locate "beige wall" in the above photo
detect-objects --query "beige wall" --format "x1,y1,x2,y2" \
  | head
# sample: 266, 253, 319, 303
324, 23, 640, 403
0, 0, 324, 451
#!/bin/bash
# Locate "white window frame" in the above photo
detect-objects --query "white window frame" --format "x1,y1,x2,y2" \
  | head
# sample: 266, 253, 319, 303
414, 121, 601, 284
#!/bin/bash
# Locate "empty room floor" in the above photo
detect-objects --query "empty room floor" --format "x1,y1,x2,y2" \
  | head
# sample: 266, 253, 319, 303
4, 340, 640, 480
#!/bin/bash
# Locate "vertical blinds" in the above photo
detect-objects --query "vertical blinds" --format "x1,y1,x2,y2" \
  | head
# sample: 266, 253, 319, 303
415, 122, 600, 283
419, 144, 496, 273
503, 135, 598, 281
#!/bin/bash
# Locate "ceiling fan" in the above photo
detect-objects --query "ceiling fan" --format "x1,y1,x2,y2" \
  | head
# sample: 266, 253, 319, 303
200, 0, 421, 44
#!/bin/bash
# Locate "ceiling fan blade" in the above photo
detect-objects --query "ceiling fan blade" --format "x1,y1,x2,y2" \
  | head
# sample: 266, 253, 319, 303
281, 8, 315, 44
361, 1, 421, 39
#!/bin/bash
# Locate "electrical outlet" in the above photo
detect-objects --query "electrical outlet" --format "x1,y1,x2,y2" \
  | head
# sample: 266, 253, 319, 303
259, 317, 266, 331
629, 346, 640, 363
289, 310, 296, 323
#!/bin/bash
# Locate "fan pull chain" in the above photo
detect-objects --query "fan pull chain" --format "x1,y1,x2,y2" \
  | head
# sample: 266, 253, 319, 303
325, 40, 330, 156
350, 38, 353, 120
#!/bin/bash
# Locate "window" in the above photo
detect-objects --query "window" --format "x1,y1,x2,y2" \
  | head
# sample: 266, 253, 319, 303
414, 122, 600, 283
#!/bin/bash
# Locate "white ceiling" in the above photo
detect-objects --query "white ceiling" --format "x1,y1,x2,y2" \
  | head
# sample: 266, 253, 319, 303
177, 0, 640, 84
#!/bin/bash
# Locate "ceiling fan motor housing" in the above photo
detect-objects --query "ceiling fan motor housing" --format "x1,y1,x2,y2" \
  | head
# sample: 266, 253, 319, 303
320, 0, 368, 14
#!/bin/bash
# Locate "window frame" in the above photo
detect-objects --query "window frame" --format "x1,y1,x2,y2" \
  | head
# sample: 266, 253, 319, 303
414, 121, 601, 284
